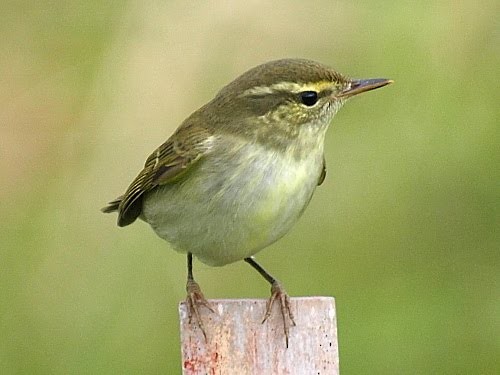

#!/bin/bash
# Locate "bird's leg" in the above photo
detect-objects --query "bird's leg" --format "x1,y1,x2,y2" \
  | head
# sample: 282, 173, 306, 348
185, 252, 214, 340
244, 256, 296, 347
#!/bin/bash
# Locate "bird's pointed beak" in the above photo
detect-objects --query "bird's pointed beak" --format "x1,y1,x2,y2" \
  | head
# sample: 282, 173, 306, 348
338, 78, 393, 98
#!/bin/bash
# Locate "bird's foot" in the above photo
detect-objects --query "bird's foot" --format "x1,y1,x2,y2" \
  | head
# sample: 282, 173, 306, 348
263, 280, 296, 348
185, 279, 214, 340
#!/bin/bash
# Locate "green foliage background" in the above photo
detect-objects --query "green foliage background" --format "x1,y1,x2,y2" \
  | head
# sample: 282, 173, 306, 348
1, 1, 498, 373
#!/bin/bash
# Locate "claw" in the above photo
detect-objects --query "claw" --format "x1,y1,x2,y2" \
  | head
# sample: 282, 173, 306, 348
185, 279, 214, 340
262, 281, 296, 348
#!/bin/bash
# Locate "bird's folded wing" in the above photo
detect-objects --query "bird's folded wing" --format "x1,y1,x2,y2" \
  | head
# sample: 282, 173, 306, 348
104, 123, 213, 227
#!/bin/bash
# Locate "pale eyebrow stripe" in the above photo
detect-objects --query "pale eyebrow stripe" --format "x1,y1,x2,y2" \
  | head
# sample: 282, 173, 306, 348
241, 81, 333, 97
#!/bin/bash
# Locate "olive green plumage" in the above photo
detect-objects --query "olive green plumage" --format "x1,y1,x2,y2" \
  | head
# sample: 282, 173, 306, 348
102, 58, 391, 344
102, 59, 352, 228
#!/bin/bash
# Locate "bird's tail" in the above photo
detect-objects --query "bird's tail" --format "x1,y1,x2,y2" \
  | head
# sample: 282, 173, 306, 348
101, 196, 123, 213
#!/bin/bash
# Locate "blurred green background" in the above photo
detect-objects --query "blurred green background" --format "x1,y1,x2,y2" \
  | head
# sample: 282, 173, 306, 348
1, 1, 498, 373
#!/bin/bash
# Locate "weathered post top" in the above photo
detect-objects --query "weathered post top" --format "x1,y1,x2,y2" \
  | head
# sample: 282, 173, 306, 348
180, 297, 339, 374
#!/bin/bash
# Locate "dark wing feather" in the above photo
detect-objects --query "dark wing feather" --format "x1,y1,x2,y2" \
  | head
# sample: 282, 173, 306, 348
102, 122, 213, 227
317, 156, 327, 186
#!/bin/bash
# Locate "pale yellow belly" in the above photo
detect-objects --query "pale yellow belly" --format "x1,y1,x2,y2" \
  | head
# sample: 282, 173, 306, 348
142, 145, 323, 266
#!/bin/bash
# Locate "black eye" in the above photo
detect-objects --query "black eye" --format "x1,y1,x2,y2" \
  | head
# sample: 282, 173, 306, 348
299, 91, 318, 106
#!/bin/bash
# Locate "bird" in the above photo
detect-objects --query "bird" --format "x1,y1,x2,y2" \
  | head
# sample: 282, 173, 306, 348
102, 58, 392, 346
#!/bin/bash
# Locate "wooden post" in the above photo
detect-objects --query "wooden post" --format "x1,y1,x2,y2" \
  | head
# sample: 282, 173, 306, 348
179, 297, 339, 374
